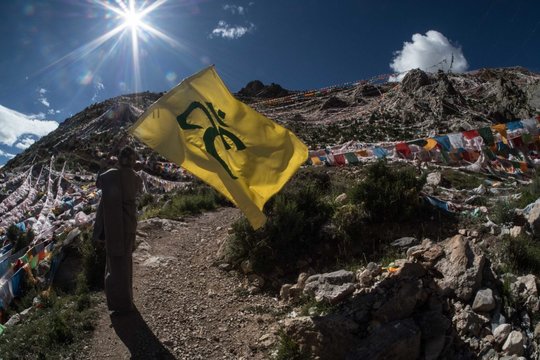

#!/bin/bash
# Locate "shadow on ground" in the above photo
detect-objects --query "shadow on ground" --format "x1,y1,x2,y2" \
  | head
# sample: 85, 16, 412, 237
110, 307, 176, 360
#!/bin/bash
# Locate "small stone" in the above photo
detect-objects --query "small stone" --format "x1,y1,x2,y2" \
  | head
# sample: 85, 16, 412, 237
391, 237, 419, 248
216, 226, 222, 231
509, 226, 523, 238
534, 323, 540, 339
218, 263, 232, 271
240, 259, 253, 274
493, 323, 512, 345
227, 227, 234, 234
335, 193, 348, 204
248, 274, 265, 288
280, 284, 292, 301
5, 313, 21, 326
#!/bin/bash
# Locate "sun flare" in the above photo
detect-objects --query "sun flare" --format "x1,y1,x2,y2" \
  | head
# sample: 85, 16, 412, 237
123, 10, 143, 30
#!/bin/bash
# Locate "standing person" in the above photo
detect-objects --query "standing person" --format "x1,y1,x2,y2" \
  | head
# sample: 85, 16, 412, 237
93, 146, 143, 314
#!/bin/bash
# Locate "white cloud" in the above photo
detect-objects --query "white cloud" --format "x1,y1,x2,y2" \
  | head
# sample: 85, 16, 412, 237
0, 104, 58, 147
14, 137, 36, 150
47, 109, 61, 115
0, 149, 15, 159
92, 81, 105, 102
224, 4, 245, 15
37, 88, 50, 107
389, 30, 468, 81
210, 21, 255, 39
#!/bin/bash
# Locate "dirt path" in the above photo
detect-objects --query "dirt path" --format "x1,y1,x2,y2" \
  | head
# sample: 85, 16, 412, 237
81, 208, 282, 360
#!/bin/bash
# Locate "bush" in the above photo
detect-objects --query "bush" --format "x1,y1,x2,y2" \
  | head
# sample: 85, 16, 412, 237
275, 331, 311, 360
141, 185, 228, 220
348, 161, 426, 223
491, 200, 515, 225
79, 231, 106, 291
502, 233, 540, 275
226, 184, 333, 274
0, 291, 97, 359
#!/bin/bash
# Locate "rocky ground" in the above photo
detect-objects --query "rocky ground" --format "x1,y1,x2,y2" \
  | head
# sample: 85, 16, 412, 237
80, 208, 285, 360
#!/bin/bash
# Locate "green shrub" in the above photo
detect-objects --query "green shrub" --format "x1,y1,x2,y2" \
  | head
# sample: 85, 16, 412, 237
348, 161, 426, 223
79, 231, 106, 291
275, 331, 311, 360
226, 184, 333, 274
0, 292, 97, 359
491, 200, 515, 225
502, 233, 540, 275
517, 174, 540, 209
141, 185, 228, 220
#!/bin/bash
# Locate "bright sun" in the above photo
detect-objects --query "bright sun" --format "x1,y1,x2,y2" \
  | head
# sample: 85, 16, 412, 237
123, 10, 143, 30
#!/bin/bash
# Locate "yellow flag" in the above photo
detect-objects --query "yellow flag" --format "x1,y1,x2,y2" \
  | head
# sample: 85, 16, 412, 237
129, 66, 308, 229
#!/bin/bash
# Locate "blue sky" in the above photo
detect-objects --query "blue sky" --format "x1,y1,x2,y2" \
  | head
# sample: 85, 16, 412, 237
0, 0, 540, 163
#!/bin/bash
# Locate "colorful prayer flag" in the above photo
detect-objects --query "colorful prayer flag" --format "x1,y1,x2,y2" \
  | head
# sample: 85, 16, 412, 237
130, 66, 308, 229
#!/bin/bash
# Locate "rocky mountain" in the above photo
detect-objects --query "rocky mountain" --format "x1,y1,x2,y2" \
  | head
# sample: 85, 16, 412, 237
2, 67, 539, 175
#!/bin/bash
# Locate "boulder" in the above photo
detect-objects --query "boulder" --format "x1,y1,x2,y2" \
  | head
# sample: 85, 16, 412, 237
453, 304, 490, 337
281, 315, 358, 360
304, 270, 356, 304
373, 279, 424, 323
351, 319, 421, 360
401, 69, 433, 93
354, 83, 382, 98
320, 96, 349, 110
434, 235, 485, 301
472, 288, 496, 313
356, 262, 382, 288
502, 331, 524, 356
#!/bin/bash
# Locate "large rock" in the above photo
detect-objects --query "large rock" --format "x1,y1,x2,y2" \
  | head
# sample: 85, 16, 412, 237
401, 69, 433, 93
472, 288, 496, 313
281, 315, 358, 360
415, 310, 451, 360
527, 203, 540, 235
373, 279, 425, 323
510, 274, 539, 312
304, 270, 356, 304
354, 83, 382, 98
351, 319, 422, 360
453, 304, 490, 337
502, 331, 524, 356
434, 235, 485, 301
320, 96, 349, 110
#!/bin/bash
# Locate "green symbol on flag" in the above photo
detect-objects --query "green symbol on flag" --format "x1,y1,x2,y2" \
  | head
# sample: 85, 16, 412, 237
177, 101, 246, 179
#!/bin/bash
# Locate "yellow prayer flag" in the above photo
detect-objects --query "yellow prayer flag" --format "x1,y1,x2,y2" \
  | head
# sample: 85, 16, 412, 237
424, 138, 438, 151
129, 66, 308, 229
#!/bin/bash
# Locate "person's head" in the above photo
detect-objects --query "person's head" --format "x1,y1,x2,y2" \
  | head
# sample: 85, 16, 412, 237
118, 146, 138, 168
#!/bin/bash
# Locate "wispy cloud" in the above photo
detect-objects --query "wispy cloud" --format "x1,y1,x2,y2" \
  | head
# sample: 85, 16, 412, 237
92, 80, 105, 102
0, 104, 58, 147
223, 4, 246, 15
14, 137, 35, 150
0, 149, 15, 159
37, 87, 50, 107
389, 30, 468, 81
210, 21, 255, 39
